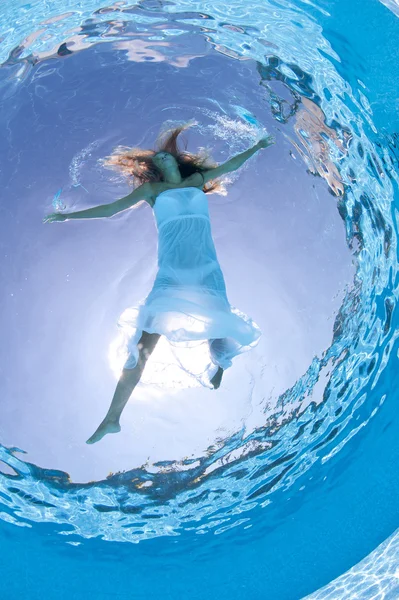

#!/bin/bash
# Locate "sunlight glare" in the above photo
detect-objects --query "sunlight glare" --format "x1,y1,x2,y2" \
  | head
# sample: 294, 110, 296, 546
108, 328, 214, 392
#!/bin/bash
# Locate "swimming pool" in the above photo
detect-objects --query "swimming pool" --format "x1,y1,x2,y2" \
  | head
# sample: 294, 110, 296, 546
1, 0, 398, 597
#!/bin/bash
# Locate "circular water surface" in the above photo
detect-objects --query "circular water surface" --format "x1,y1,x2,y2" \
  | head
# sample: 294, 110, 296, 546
0, 0, 398, 597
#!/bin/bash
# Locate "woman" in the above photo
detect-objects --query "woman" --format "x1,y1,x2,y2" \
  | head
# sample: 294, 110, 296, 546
44, 124, 274, 444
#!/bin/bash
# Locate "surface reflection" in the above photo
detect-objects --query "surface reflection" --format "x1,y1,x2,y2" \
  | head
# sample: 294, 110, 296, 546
293, 97, 351, 197
0, 43, 354, 482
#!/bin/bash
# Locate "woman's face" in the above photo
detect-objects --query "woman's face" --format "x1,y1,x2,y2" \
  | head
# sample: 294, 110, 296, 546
152, 151, 178, 171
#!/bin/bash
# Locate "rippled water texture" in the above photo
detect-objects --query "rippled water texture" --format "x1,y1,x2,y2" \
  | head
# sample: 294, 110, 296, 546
1, 0, 399, 598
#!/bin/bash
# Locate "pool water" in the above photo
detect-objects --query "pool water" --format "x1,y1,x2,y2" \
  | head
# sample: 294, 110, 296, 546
0, 0, 398, 598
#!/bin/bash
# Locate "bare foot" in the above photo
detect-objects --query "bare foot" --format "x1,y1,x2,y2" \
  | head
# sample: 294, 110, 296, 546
210, 366, 224, 390
86, 420, 121, 444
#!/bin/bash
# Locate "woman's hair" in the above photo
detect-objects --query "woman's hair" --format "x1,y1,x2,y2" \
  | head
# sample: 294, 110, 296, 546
100, 122, 226, 195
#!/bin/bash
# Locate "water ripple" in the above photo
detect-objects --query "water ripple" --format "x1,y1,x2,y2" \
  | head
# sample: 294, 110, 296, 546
0, 0, 398, 547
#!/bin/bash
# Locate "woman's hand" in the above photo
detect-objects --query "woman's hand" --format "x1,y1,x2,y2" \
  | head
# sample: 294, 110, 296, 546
257, 135, 275, 149
42, 212, 67, 224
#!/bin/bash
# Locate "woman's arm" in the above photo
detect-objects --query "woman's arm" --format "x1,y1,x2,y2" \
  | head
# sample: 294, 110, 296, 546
201, 135, 274, 184
43, 183, 152, 223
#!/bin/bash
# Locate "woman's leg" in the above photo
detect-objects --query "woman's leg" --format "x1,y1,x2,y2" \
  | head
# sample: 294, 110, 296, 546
86, 331, 160, 444
209, 338, 228, 390
210, 366, 224, 389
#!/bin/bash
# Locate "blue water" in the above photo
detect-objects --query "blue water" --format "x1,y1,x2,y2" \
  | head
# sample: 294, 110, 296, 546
1, 0, 399, 598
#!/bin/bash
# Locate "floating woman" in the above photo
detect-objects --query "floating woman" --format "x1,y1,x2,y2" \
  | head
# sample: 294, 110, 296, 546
43, 123, 275, 444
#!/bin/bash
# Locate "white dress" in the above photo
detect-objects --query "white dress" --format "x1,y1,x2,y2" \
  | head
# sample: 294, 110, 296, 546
122, 186, 261, 372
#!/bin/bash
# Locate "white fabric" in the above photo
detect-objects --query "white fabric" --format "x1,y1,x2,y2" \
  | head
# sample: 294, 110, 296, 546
122, 187, 261, 371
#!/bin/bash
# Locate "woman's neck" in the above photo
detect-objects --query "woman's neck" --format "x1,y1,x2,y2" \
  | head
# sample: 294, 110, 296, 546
162, 167, 182, 184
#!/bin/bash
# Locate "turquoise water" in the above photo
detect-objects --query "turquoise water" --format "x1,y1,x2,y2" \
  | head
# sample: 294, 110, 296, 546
1, 0, 399, 597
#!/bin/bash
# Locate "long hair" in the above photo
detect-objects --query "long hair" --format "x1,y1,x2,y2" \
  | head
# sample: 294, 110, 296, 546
100, 122, 226, 195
